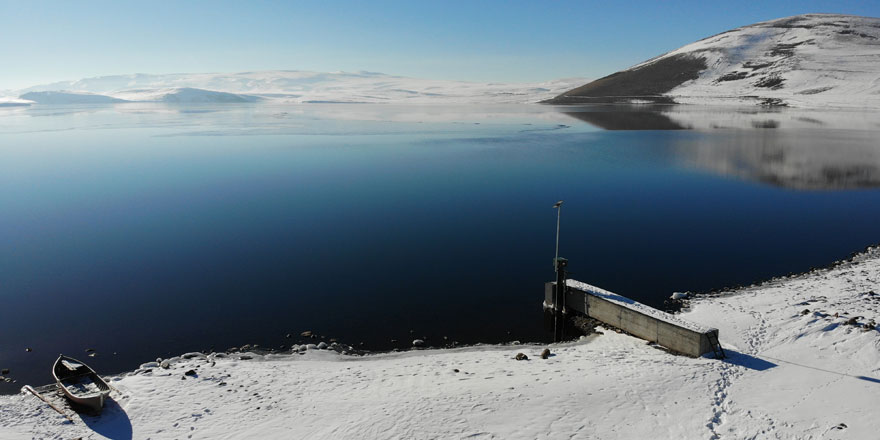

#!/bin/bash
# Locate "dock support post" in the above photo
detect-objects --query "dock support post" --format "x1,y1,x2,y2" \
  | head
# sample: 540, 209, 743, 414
553, 258, 568, 341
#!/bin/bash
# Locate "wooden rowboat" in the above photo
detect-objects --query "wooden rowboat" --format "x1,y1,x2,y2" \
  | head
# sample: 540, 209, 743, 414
52, 354, 111, 412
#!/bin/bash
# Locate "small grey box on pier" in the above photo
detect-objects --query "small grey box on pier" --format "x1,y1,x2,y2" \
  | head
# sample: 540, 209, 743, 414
545, 280, 719, 357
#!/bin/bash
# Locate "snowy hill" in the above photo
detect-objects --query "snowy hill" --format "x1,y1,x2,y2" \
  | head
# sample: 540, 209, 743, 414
112, 87, 261, 103
548, 14, 880, 108
12, 71, 586, 105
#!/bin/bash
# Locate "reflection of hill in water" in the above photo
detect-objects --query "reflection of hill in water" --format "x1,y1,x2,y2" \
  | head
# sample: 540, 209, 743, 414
562, 110, 686, 130
561, 106, 880, 190
676, 130, 880, 190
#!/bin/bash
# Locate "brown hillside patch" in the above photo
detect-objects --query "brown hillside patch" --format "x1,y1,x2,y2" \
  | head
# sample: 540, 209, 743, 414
544, 54, 707, 104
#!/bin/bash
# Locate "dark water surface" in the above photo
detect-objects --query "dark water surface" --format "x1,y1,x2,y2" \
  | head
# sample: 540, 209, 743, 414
2, 103, 879, 392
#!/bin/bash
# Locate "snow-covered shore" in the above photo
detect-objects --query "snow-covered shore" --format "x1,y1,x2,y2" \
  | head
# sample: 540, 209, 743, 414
2, 246, 878, 439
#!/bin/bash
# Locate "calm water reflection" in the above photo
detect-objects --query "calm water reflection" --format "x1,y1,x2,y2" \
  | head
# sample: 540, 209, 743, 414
1, 103, 879, 392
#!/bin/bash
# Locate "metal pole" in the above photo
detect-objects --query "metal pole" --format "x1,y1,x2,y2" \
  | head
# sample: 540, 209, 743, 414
552, 200, 564, 341
555, 262, 566, 341
553, 200, 563, 273
555, 204, 561, 272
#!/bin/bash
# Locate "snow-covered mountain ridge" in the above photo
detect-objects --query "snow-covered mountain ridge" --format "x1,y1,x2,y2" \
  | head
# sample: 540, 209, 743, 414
3, 71, 586, 105
549, 14, 880, 108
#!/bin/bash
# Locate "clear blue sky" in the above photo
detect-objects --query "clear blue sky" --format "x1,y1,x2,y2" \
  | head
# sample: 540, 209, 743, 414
2, 0, 878, 89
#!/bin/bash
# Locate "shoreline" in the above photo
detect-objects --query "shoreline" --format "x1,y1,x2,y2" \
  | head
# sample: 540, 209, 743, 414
662, 242, 880, 312
7, 240, 869, 396
3, 245, 878, 439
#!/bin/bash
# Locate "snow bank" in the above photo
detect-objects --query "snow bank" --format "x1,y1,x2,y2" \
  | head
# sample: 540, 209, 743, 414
2, 247, 878, 439
0, 97, 31, 107
17, 91, 127, 104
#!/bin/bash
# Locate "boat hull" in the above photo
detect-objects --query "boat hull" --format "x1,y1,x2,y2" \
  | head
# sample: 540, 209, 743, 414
52, 355, 111, 413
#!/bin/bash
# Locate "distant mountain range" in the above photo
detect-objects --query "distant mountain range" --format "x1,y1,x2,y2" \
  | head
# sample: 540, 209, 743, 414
2, 71, 586, 105
546, 14, 880, 108
5, 14, 878, 108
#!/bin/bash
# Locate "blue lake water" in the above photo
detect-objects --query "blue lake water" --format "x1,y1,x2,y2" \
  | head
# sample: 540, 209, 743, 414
2, 103, 879, 392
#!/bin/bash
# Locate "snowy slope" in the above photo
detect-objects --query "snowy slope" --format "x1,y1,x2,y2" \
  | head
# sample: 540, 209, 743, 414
2, 246, 878, 439
11, 71, 587, 105
684, 250, 880, 439
551, 14, 880, 108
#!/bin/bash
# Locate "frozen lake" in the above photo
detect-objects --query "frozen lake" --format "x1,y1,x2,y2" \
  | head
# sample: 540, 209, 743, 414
2, 103, 879, 392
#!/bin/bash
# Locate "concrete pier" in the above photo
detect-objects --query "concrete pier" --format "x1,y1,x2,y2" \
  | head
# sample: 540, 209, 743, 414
545, 280, 719, 357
